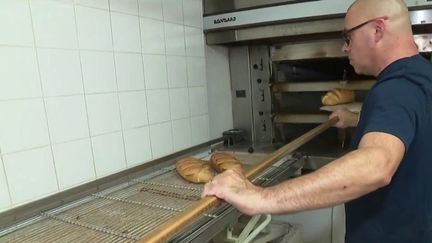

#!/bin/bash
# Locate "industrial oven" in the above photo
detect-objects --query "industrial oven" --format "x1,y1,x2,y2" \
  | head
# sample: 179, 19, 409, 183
204, 0, 432, 156
1, 1, 432, 242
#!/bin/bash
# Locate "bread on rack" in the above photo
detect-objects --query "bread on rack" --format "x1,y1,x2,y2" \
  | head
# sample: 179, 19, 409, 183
321, 88, 355, 106
176, 157, 214, 184
210, 153, 244, 174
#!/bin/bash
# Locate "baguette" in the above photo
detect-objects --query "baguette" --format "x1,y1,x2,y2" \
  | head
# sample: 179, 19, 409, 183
176, 157, 214, 184
322, 88, 355, 105
210, 153, 244, 174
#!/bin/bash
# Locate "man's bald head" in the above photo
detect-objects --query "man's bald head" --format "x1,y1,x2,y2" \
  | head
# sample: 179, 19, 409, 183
343, 0, 418, 76
346, 0, 412, 36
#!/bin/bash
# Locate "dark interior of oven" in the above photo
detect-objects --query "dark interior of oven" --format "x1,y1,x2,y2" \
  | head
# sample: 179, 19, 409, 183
270, 48, 431, 157
271, 53, 372, 157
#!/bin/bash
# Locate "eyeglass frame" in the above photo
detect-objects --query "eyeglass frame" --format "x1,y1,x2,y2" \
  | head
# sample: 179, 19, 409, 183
342, 16, 389, 47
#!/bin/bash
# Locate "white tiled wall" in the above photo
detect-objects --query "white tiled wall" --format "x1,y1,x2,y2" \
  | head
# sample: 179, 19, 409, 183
0, 0, 231, 213
3, 147, 58, 204
52, 139, 95, 190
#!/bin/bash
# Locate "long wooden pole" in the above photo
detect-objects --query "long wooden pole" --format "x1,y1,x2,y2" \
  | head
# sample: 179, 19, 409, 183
138, 117, 338, 243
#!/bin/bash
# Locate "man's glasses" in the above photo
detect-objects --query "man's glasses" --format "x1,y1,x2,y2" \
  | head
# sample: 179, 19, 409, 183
342, 16, 389, 46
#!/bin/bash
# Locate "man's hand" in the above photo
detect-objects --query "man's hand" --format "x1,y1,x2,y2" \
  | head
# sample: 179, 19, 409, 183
202, 169, 265, 215
330, 108, 359, 128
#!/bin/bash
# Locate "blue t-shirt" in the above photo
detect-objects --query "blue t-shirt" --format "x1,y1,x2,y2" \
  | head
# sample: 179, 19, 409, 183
346, 55, 432, 243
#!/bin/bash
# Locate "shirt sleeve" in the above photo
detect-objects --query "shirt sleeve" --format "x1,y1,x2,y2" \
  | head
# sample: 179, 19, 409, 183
360, 80, 420, 152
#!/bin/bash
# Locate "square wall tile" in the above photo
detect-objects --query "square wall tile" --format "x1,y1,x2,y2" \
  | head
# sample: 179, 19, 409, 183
74, 0, 109, 9
183, 0, 202, 28
164, 23, 185, 56
167, 56, 187, 88
45, 96, 89, 144
187, 57, 206, 87
0, 99, 50, 154
91, 132, 126, 177
3, 147, 58, 204
86, 93, 121, 136
190, 115, 209, 145
0, 157, 11, 210
140, 18, 165, 55
143, 55, 168, 89
115, 52, 145, 91
38, 48, 83, 96
109, 0, 138, 15
119, 91, 148, 129
149, 122, 173, 158
76, 6, 112, 51
146, 89, 170, 124
162, 0, 183, 24
30, 0, 78, 49
172, 118, 191, 151
0, 0, 34, 46
81, 51, 117, 93
52, 139, 95, 189
169, 88, 189, 120
189, 86, 208, 116
138, 0, 162, 20
0, 47, 41, 100
111, 13, 141, 52
123, 127, 152, 167
185, 27, 204, 57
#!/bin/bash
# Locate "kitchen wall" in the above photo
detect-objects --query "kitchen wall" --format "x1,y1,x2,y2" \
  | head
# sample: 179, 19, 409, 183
0, 0, 232, 212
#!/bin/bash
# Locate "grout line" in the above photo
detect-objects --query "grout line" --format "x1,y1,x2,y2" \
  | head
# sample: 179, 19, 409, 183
182, 0, 195, 148
162, 0, 175, 155
27, 1, 61, 190
0, 44, 34, 49
0, 113, 205, 157
73, 2, 98, 179
0, 144, 50, 157
137, 0, 154, 161
108, 0, 129, 169
0, 87, 206, 103
0, 126, 164, 157
0, 145, 13, 207
0, 43, 205, 58
0, 96, 43, 103
64, 2, 204, 28
39, 137, 90, 149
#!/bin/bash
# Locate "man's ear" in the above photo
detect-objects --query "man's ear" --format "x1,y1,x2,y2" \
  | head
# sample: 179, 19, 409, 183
373, 19, 386, 43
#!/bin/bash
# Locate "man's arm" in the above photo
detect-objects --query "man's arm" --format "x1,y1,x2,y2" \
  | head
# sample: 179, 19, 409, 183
203, 131, 405, 215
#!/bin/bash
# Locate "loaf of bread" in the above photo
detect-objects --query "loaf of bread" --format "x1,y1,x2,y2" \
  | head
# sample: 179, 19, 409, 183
321, 88, 355, 105
210, 153, 244, 174
176, 157, 214, 184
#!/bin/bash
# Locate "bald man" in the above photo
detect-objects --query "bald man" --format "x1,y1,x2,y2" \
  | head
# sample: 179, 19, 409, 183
203, 0, 432, 242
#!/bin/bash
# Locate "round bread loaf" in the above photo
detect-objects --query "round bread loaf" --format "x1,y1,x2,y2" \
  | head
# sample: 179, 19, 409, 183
322, 88, 355, 105
176, 157, 214, 184
210, 153, 244, 174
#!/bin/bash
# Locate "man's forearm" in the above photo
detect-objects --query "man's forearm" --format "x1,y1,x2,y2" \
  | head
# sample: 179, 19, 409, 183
258, 147, 391, 214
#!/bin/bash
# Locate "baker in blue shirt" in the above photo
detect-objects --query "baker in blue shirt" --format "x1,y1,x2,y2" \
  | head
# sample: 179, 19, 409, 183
203, 0, 432, 242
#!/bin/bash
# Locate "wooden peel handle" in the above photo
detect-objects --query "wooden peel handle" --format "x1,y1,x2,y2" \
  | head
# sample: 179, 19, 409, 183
138, 117, 338, 243
246, 116, 338, 179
